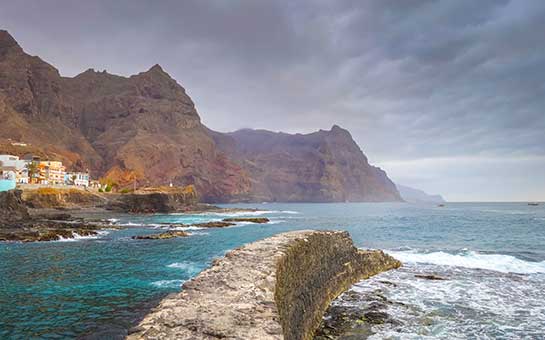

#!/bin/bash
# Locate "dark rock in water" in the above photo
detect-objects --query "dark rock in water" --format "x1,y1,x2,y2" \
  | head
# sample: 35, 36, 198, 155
415, 274, 447, 280
378, 280, 398, 287
0, 191, 112, 242
315, 287, 405, 339
222, 217, 270, 223
363, 311, 390, 324
132, 231, 189, 240
191, 221, 236, 228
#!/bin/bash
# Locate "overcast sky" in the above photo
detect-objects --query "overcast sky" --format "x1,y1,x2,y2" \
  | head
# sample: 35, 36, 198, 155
2, 0, 544, 201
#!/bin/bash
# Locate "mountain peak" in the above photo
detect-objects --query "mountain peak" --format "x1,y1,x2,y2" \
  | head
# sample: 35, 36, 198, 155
148, 64, 166, 74
0, 30, 23, 56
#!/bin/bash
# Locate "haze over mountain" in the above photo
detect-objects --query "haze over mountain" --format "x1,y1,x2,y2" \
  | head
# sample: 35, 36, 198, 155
396, 184, 445, 204
0, 30, 401, 203
2, 1, 543, 201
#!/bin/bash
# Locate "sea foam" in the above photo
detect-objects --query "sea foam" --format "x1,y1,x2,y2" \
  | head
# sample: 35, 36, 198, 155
150, 279, 185, 288
387, 249, 545, 274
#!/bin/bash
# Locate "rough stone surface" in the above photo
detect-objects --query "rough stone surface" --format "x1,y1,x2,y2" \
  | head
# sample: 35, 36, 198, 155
106, 186, 198, 213
127, 230, 401, 340
0, 189, 29, 224
21, 188, 105, 209
211, 127, 402, 202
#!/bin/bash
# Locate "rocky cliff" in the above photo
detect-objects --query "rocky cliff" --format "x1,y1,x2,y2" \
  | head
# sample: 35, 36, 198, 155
127, 230, 401, 340
0, 190, 29, 225
211, 127, 402, 202
1, 30, 401, 203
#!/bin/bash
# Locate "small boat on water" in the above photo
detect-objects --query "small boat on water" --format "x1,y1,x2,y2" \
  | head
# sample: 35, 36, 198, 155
437, 204, 445, 207
528, 202, 539, 206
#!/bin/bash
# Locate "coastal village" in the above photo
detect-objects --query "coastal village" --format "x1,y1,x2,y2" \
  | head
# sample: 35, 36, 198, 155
0, 153, 96, 192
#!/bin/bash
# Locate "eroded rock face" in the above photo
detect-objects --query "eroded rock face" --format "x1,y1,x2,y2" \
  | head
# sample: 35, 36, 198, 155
211, 127, 402, 202
0, 190, 30, 224
21, 188, 105, 209
127, 230, 401, 340
106, 186, 199, 213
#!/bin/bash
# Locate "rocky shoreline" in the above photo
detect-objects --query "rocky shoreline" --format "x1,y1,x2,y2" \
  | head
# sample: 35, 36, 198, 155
0, 188, 268, 242
127, 230, 401, 340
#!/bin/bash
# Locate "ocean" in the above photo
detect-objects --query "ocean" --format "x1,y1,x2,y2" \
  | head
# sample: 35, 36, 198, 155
1, 202, 544, 339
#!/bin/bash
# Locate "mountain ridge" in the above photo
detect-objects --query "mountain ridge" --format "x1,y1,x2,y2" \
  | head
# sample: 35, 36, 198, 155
0, 30, 401, 203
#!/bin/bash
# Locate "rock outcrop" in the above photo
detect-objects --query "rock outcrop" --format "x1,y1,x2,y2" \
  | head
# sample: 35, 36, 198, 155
106, 186, 199, 213
127, 230, 401, 340
0, 189, 113, 242
1, 30, 401, 203
21, 188, 105, 209
0, 189, 30, 224
132, 231, 190, 240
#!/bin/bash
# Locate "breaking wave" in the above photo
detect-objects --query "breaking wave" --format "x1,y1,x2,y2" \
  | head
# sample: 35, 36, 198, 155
387, 249, 545, 274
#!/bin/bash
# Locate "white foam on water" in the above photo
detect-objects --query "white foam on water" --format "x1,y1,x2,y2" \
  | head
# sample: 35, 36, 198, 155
56, 230, 110, 242
171, 226, 205, 231
346, 263, 545, 339
387, 249, 545, 274
199, 209, 299, 218
150, 279, 185, 288
167, 261, 202, 275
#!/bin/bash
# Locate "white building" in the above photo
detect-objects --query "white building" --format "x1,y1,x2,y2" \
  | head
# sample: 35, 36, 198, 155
65, 172, 90, 187
0, 155, 29, 184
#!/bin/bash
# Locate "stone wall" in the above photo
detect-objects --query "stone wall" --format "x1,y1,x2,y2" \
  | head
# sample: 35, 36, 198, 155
127, 230, 401, 340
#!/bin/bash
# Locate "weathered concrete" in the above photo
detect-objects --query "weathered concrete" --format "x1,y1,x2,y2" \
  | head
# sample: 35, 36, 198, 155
127, 230, 401, 340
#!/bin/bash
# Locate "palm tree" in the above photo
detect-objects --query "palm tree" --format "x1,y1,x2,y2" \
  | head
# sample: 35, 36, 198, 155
25, 161, 38, 184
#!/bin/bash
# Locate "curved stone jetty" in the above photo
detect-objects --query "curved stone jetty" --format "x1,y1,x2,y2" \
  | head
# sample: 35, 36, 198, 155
127, 230, 401, 340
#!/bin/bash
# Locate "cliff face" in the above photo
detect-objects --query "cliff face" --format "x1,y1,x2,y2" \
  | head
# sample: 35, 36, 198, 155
0, 30, 400, 203
212, 126, 402, 202
0, 190, 29, 226
127, 230, 401, 340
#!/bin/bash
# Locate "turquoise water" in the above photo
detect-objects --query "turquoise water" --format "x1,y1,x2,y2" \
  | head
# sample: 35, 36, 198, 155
1, 202, 545, 338
0, 179, 16, 192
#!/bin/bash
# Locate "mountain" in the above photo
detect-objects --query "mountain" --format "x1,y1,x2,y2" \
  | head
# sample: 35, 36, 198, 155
0, 30, 250, 202
210, 127, 401, 202
396, 184, 445, 203
0, 30, 401, 203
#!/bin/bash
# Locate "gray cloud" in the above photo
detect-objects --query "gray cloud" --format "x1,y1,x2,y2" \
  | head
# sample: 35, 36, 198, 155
1, 0, 544, 200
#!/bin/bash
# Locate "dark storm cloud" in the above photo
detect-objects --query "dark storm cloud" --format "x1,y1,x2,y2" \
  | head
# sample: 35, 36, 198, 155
1, 0, 544, 200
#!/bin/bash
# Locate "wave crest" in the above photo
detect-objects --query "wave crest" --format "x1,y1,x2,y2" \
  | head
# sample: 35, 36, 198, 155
387, 249, 545, 274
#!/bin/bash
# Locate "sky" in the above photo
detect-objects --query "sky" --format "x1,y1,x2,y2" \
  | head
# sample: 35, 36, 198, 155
1, 0, 544, 201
